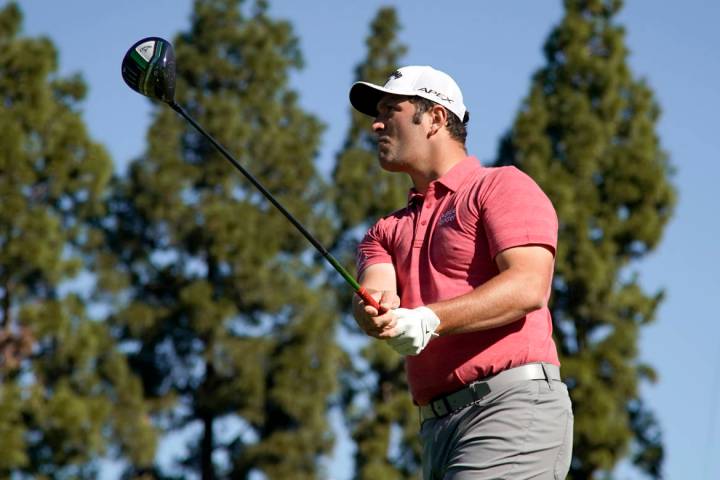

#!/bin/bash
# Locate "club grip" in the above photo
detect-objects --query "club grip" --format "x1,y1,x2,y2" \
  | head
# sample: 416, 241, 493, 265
356, 287, 388, 315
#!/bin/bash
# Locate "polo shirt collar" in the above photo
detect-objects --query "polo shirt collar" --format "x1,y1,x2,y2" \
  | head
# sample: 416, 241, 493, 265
407, 189, 424, 206
406, 156, 482, 205
435, 156, 482, 192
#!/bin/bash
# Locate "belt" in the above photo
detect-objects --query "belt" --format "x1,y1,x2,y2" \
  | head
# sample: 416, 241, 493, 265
419, 363, 561, 423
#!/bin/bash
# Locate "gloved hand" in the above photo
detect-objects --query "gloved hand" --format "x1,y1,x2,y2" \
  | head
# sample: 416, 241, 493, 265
387, 306, 440, 355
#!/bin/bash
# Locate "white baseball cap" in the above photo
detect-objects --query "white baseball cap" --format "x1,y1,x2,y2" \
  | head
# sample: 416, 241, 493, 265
349, 65, 468, 122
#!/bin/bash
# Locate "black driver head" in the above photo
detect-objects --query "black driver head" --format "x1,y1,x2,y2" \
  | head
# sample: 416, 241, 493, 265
121, 37, 176, 103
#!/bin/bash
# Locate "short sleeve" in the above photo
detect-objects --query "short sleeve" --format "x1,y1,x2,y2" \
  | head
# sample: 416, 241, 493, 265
480, 167, 558, 259
356, 221, 393, 276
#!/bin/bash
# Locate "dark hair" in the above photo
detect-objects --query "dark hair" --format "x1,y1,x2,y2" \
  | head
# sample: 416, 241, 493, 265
408, 96, 469, 147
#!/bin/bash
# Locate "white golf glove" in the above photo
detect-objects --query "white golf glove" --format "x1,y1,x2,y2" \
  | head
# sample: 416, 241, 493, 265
387, 306, 440, 356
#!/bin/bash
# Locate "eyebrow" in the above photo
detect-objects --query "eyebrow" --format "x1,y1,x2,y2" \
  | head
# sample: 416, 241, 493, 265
377, 94, 408, 111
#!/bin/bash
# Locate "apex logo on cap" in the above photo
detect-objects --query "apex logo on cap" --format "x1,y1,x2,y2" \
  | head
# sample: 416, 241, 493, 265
390, 70, 403, 80
418, 87, 454, 104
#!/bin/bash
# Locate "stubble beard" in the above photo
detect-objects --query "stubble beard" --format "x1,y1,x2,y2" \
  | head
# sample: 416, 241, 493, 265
377, 134, 409, 171
377, 145, 403, 172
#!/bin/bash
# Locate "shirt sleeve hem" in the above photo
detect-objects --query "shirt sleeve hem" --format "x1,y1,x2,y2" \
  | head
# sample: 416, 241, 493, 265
491, 236, 557, 259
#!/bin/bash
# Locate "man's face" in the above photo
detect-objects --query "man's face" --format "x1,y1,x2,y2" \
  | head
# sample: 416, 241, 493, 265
372, 94, 428, 172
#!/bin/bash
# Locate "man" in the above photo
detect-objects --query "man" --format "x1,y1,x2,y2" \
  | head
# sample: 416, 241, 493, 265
349, 66, 573, 479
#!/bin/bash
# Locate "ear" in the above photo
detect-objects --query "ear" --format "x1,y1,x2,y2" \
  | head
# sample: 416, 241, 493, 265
428, 104, 448, 137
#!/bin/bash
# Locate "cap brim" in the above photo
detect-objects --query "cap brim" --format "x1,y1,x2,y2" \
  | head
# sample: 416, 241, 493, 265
349, 82, 394, 118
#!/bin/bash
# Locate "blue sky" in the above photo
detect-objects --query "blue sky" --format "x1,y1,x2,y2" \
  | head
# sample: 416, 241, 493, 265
16, 0, 720, 478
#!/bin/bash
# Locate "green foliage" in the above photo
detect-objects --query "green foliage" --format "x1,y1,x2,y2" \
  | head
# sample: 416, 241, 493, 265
350, 343, 421, 480
494, 0, 675, 477
331, 7, 421, 479
0, 2, 156, 477
333, 10, 410, 231
105, 0, 340, 477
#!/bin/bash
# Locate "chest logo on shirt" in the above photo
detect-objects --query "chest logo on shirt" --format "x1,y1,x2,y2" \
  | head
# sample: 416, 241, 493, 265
437, 208, 456, 227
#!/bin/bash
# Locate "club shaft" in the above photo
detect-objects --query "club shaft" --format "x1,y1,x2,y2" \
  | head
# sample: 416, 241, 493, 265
169, 102, 386, 315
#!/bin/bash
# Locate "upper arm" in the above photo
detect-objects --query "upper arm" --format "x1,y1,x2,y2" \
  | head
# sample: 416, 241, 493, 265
495, 245, 554, 299
359, 262, 397, 294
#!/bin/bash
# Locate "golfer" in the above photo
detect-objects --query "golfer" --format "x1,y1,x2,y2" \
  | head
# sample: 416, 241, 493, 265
349, 66, 573, 479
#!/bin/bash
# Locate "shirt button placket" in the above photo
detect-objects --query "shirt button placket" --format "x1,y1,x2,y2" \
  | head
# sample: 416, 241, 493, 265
414, 188, 434, 248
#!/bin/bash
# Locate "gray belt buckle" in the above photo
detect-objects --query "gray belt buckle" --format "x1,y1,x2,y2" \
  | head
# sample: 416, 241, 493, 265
430, 398, 449, 417
469, 380, 491, 402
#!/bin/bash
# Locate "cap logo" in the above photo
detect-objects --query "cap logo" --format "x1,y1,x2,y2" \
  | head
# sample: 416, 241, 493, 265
418, 87, 454, 104
389, 70, 403, 80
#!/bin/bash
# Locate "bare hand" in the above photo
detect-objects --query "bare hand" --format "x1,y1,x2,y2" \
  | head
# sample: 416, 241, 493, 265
353, 290, 400, 338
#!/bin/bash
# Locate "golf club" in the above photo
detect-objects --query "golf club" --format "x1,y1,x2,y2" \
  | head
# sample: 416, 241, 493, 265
121, 37, 386, 315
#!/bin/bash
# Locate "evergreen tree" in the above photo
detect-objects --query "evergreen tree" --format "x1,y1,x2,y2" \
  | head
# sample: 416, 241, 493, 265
494, 0, 675, 477
331, 8, 420, 479
105, 0, 340, 478
0, 3, 156, 478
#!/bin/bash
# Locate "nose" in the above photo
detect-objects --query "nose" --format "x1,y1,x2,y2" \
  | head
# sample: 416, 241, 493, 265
372, 118, 385, 132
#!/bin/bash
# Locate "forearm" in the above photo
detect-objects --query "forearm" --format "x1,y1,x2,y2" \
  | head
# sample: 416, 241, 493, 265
352, 263, 399, 337
430, 267, 547, 336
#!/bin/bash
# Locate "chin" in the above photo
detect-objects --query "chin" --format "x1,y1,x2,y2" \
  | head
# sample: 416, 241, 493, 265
378, 158, 405, 173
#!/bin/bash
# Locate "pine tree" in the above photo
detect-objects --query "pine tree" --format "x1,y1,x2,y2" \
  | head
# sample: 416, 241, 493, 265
331, 8, 421, 479
494, 0, 675, 477
105, 0, 340, 478
0, 3, 156, 478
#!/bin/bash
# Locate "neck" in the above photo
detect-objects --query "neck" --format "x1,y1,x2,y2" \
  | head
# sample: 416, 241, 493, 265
409, 143, 467, 193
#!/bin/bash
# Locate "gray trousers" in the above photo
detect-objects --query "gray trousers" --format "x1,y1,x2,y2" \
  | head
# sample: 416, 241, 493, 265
420, 377, 573, 479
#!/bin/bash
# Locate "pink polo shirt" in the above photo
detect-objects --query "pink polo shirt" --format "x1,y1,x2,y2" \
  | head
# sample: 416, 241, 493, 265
357, 157, 560, 405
